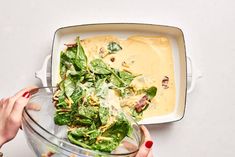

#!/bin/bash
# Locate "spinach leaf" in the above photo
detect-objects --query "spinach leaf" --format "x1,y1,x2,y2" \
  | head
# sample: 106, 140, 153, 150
101, 115, 131, 140
78, 105, 99, 120
99, 107, 109, 125
66, 47, 77, 59
60, 52, 71, 63
54, 111, 71, 125
69, 127, 88, 138
56, 95, 67, 109
68, 125, 101, 148
146, 86, 157, 100
60, 64, 66, 79
90, 59, 111, 74
119, 71, 134, 85
70, 86, 83, 105
73, 117, 93, 126
67, 133, 92, 149
66, 64, 79, 77
95, 78, 108, 98
131, 108, 143, 121
91, 137, 118, 153
110, 74, 122, 87
107, 42, 122, 53
116, 87, 134, 98
87, 130, 101, 141
110, 70, 134, 87
75, 37, 88, 70
64, 78, 75, 97
93, 115, 131, 152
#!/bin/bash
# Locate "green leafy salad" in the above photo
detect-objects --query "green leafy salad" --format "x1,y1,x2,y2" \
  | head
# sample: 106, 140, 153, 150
53, 37, 157, 152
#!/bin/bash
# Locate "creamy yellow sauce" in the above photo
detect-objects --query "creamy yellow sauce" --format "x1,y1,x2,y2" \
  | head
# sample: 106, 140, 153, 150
80, 35, 176, 118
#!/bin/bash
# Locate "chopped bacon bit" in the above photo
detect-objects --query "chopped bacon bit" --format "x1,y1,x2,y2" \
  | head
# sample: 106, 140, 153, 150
135, 95, 148, 112
99, 47, 105, 53
64, 43, 77, 48
110, 57, 115, 62
162, 76, 169, 89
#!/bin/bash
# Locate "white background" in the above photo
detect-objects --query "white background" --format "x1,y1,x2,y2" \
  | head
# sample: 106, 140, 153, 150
1, 0, 235, 156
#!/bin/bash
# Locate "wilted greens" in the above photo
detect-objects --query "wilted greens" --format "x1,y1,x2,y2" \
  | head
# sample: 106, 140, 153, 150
53, 36, 157, 152
107, 41, 122, 53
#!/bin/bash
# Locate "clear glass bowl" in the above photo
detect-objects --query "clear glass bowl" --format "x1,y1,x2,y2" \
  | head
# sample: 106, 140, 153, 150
22, 87, 142, 157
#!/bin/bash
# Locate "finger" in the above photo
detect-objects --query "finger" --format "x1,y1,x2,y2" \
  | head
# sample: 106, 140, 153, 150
28, 87, 39, 95
135, 140, 153, 157
0, 98, 7, 104
135, 125, 153, 157
0, 98, 6, 107
0, 98, 9, 121
141, 125, 152, 141
5, 97, 16, 114
4, 86, 37, 112
147, 149, 154, 157
0, 98, 8, 109
13, 86, 38, 99
9, 92, 30, 127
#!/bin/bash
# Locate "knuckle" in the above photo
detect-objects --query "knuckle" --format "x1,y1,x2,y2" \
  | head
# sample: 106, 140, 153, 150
8, 97, 15, 104
8, 116, 20, 124
0, 98, 4, 104
15, 99, 23, 105
0, 98, 7, 108
14, 99, 27, 109
3, 98, 10, 105
5, 98, 10, 103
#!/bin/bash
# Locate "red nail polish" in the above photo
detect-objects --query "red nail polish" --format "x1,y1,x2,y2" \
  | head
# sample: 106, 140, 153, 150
145, 140, 153, 149
22, 91, 30, 98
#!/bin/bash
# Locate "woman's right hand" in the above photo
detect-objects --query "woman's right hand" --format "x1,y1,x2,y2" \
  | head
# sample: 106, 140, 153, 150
135, 125, 154, 157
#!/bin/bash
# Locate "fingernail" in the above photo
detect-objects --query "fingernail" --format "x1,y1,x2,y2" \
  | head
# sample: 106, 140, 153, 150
22, 91, 30, 98
145, 140, 153, 149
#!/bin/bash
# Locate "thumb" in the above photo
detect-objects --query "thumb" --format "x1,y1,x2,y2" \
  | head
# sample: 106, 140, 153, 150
135, 125, 154, 157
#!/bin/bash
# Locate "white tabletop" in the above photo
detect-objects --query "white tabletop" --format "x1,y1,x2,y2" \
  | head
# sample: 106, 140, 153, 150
1, 0, 235, 156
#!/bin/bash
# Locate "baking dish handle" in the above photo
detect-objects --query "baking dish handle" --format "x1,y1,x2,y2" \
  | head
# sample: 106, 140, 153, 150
35, 55, 51, 87
187, 56, 202, 93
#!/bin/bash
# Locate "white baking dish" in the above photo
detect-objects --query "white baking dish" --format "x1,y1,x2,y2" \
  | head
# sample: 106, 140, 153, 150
35, 23, 201, 124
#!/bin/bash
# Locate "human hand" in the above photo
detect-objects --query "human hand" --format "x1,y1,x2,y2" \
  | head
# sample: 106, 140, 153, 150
0, 86, 36, 148
135, 125, 154, 157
